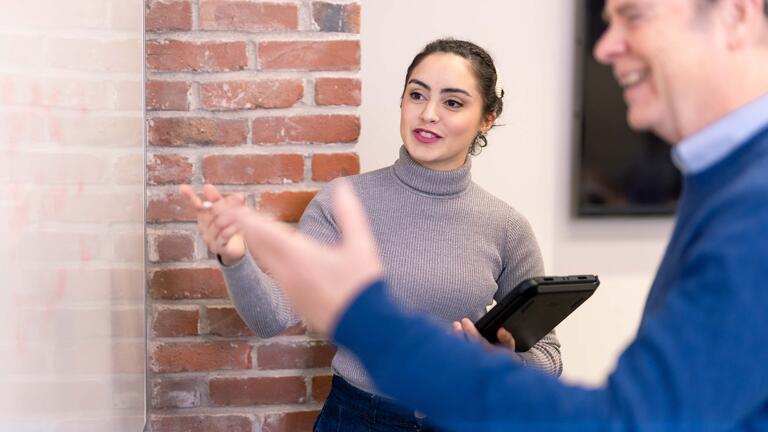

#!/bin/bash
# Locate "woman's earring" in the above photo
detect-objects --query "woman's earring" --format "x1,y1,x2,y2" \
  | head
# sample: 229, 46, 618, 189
471, 132, 487, 155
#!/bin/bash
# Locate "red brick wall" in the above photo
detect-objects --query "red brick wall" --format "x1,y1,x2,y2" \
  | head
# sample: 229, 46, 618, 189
145, 1, 361, 430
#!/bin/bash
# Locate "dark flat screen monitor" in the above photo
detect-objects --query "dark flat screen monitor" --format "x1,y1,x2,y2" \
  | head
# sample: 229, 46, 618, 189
577, 0, 681, 216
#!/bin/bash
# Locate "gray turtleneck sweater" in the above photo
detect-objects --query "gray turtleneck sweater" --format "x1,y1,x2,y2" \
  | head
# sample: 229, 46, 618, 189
222, 147, 562, 393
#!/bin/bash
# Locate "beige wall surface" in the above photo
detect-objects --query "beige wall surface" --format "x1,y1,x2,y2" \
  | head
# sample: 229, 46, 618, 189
361, 0, 674, 386
0, 0, 145, 430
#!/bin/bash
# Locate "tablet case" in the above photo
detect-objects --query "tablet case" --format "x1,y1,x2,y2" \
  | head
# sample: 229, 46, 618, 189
475, 275, 599, 351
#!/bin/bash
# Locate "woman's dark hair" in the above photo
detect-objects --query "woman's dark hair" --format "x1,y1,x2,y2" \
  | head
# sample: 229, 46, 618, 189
403, 38, 503, 155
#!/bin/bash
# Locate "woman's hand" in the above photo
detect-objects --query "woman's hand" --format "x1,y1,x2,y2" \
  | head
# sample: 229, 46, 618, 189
230, 180, 383, 334
452, 318, 517, 352
179, 184, 246, 265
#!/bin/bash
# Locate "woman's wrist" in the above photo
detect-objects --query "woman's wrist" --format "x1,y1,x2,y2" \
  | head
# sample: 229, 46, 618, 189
217, 235, 246, 266
218, 252, 244, 266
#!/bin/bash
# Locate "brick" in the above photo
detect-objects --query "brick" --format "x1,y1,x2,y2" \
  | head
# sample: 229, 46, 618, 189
259, 190, 317, 223
315, 78, 361, 106
200, 80, 303, 110
151, 415, 252, 432
258, 40, 359, 71
152, 307, 199, 337
151, 342, 252, 372
281, 323, 307, 336
200, 1, 298, 32
311, 153, 359, 181
147, 40, 248, 72
147, 192, 197, 223
257, 341, 336, 369
344, 3, 360, 33
311, 374, 332, 401
149, 268, 227, 300
312, 2, 360, 33
207, 307, 254, 337
149, 117, 249, 146
152, 378, 201, 409
153, 231, 195, 262
147, 81, 190, 111
202, 154, 304, 185
145, 0, 193, 32
209, 376, 306, 406
148, 154, 193, 185
252, 115, 360, 144
262, 411, 320, 432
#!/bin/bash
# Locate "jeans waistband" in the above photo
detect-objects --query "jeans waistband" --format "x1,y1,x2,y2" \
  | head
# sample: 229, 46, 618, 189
329, 375, 427, 423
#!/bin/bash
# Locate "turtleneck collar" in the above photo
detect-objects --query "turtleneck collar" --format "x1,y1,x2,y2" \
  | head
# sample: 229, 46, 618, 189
391, 146, 472, 197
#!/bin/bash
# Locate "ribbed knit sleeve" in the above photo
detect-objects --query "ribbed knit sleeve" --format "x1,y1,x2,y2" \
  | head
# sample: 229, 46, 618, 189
221, 183, 341, 338
497, 210, 563, 376
221, 252, 299, 338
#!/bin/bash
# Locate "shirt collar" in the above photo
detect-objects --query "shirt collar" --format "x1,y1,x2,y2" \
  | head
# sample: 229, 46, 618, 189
672, 93, 768, 175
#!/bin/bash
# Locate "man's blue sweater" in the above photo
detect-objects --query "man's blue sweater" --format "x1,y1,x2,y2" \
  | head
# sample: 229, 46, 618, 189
334, 126, 768, 431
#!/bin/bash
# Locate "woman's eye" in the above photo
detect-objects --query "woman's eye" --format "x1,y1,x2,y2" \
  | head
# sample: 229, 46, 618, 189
445, 99, 463, 109
409, 91, 425, 101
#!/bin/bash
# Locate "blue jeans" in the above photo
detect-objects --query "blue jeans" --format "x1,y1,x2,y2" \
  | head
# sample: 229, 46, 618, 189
313, 375, 443, 432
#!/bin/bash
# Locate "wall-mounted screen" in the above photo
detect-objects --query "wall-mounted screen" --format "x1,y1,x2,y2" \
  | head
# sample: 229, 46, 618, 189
577, 0, 681, 216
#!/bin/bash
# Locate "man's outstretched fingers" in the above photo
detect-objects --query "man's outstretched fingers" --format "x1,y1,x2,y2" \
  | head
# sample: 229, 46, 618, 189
331, 180, 378, 255
202, 184, 223, 203
235, 208, 305, 272
179, 184, 203, 209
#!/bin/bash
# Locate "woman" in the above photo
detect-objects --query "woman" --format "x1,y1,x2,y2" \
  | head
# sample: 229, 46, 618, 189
181, 38, 561, 431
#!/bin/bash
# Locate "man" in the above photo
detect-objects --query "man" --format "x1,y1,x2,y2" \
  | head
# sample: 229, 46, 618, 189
228, 0, 768, 429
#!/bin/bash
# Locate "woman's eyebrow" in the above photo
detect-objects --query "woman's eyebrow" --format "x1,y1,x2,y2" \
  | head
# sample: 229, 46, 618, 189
407, 79, 471, 97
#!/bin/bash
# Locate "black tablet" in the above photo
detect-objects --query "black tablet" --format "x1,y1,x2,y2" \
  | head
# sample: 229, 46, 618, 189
475, 275, 599, 351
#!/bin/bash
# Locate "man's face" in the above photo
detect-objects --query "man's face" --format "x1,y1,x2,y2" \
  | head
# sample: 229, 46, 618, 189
593, 0, 726, 143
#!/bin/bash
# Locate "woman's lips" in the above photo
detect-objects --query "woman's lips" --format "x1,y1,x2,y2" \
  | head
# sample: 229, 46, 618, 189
413, 128, 442, 144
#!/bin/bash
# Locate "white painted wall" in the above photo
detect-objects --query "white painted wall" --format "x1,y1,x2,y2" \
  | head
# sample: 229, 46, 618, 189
361, 0, 674, 386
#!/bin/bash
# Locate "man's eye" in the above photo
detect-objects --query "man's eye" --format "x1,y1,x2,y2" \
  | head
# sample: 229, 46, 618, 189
625, 12, 644, 24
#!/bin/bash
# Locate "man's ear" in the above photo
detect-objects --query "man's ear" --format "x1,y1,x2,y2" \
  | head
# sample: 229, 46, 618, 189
720, 0, 764, 49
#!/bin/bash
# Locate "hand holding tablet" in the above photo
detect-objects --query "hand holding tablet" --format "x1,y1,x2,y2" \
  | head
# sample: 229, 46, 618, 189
475, 275, 599, 351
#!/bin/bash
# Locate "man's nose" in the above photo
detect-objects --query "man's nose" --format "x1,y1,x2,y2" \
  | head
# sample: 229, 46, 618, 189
593, 23, 625, 65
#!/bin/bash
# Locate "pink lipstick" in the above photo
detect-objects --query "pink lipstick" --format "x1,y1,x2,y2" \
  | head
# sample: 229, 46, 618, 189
413, 128, 442, 144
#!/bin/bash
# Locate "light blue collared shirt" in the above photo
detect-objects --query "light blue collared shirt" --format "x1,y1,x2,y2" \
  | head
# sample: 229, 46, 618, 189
672, 93, 768, 175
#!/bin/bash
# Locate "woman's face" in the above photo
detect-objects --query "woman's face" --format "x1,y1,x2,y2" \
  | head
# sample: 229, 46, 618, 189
400, 52, 494, 171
